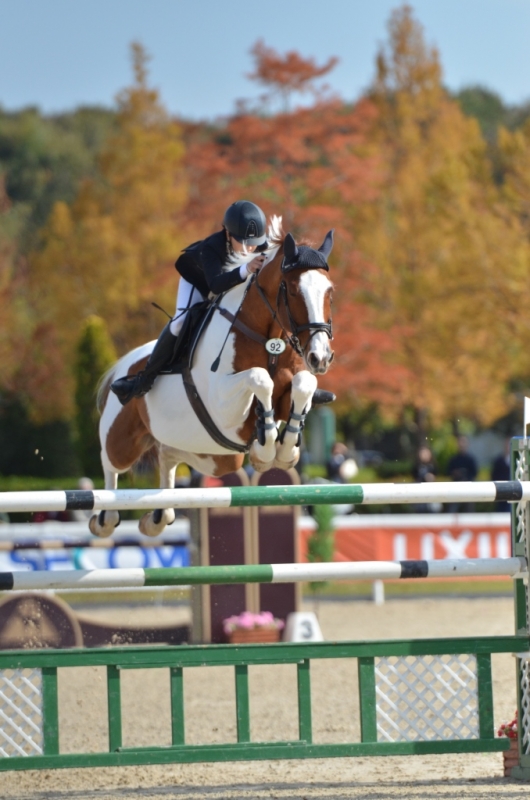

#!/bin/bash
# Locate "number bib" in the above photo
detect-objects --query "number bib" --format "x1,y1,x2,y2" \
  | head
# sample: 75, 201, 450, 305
265, 338, 286, 355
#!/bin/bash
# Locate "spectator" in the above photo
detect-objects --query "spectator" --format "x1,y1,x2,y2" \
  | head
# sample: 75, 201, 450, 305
447, 436, 478, 512
412, 446, 436, 484
326, 442, 358, 484
412, 445, 438, 513
491, 438, 511, 511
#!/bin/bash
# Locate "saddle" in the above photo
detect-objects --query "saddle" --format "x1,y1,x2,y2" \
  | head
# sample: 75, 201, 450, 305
159, 296, 250, 453
159, 299, 217, 376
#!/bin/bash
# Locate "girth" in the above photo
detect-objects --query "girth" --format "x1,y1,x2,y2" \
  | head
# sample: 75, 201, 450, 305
181, 365, 249, 454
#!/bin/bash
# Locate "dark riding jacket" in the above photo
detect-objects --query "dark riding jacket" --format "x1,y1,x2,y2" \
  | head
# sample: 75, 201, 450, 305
175, 230, 266, 297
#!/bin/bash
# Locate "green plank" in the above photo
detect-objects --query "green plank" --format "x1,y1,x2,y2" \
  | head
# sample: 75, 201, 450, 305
358, 657, 377, 743
0, 737, 509, 772
41, 667, 59, 756
170, 667, 185, 746
107, 665, 122, 752
297, 660, 312, 743
1, 636, 526, 672
514, 579, 528, 634
476, 653, 494, 740
234, 665, 250, 743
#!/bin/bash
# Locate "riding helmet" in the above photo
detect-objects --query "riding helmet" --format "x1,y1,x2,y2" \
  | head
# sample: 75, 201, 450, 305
223, 200, 267, 245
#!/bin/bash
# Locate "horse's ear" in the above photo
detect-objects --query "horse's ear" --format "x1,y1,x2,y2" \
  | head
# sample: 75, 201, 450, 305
284, 232, 298, 262
318, 230, 334, 259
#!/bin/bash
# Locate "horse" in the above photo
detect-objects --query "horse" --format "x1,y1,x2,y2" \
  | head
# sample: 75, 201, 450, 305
90, 218, 335, 538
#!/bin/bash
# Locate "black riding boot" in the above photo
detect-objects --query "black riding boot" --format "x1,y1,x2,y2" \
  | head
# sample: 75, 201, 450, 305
110, 323, 178, 406
312, 389, 336, 406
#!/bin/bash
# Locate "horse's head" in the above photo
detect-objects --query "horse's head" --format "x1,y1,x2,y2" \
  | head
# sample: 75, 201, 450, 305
270, 230, 335, 374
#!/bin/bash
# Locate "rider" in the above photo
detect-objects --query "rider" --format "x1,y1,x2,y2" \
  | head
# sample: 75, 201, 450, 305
110, 200, 334, 407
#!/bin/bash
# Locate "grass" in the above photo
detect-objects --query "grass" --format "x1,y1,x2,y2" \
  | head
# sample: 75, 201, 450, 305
304, 578, 514, 599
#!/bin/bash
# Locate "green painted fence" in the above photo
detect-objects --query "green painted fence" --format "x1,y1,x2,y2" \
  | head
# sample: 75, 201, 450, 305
0, 636, 525, 771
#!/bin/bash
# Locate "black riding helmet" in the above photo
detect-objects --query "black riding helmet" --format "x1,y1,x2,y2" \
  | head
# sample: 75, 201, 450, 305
223, 200, 267, 246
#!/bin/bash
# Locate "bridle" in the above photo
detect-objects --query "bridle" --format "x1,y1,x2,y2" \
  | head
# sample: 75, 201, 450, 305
253, 263, 333, 358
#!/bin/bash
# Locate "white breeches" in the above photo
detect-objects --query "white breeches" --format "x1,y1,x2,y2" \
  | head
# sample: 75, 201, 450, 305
169, 278, 206, 336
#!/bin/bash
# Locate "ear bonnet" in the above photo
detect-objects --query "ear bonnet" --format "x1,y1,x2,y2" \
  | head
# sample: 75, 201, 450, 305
281, 230, 334, 273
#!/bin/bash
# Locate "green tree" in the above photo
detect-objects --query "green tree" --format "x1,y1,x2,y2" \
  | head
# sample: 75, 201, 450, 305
74, 316, 117, 476
307, 503, 335, 597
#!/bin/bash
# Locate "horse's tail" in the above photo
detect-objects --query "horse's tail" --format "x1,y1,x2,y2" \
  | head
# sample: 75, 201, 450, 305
96, 364, 118, 414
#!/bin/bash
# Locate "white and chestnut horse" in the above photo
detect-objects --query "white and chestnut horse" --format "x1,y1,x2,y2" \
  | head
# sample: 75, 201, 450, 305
91, 220, 335, 537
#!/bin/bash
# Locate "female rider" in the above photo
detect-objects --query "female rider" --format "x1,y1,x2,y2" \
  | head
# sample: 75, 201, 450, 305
110, 200, 333, 406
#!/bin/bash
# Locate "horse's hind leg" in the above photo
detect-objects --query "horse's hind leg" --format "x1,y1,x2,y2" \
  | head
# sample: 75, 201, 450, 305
139, 444, 178, 537
88, 469, 121, 538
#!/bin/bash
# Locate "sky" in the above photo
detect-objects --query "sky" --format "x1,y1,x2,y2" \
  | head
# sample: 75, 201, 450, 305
1, 0, 529, 120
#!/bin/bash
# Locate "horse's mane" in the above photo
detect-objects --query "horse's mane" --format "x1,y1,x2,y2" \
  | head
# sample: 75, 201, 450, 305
267, 215, 284, 247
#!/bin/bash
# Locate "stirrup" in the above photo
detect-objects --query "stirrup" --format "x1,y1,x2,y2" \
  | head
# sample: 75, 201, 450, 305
110, 372, 153, 406
312, 389, 336, 406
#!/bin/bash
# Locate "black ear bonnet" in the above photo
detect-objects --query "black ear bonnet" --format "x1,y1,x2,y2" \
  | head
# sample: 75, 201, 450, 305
281, 230, 334, 273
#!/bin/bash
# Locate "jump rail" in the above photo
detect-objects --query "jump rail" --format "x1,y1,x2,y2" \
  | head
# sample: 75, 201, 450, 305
0, 557, 526, 591
0, 479, 526, 513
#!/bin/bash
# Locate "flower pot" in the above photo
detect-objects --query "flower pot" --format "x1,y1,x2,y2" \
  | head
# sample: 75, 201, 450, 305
228, 627, 280, 644
503, 739, 519, 777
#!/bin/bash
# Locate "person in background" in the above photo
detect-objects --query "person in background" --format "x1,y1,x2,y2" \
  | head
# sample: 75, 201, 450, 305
412, 445, 438, 513
326, 442, 358, 483
446, 435, 478, 512
491, 437, 511, 512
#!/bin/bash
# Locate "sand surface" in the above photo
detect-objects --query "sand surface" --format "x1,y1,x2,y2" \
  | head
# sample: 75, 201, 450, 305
3, 596, 528, 800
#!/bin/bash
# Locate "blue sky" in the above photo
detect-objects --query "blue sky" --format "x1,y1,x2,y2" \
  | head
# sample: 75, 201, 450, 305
1, 0, 529, 119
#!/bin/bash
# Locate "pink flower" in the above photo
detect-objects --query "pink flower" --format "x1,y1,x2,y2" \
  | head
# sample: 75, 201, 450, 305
222, 610, 284, 632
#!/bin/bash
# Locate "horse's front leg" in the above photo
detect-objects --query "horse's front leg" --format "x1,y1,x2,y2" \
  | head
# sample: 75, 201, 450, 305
246, 368, 278, 472
139, 444, 177, 537
213, 366, 277, 471
274, 370, 317, 471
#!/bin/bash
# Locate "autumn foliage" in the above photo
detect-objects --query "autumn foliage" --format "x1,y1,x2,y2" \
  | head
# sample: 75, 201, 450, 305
3, 6, 530, 440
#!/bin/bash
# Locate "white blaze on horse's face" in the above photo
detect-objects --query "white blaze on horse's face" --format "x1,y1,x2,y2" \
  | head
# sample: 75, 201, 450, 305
299, 270, 333, 374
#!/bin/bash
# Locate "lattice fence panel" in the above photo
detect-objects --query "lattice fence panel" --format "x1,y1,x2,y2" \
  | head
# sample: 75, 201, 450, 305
515, 447, 528, 547
519, 658, 530, 756
375, 654, 479, 743
0, 669, 43, 757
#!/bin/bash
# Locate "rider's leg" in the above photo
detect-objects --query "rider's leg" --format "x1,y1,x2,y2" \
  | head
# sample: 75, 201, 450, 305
110, 280, 205, 406
169, 278, 204, 336
110, 322, 178, 405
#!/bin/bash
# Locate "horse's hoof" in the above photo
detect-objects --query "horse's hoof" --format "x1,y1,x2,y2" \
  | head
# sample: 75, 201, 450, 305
250, 458, 276, 473
139, 509, 175, 537
273, 445, 300, 472
89, 511, 120, 538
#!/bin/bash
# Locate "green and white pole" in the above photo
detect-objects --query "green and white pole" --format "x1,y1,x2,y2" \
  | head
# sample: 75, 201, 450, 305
0, 557, 525, 591
0, 480, 527, 513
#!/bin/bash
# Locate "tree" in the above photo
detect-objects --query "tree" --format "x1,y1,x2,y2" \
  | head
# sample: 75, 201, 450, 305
183, 41, 404, 408
247, 40, 338, 111
27, 43, 188, 420
74, 316, 117, 476
354, 5, 523, 430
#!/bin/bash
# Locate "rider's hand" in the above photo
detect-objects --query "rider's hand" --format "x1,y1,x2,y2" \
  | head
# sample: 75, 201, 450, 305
247, 254, 266, 274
